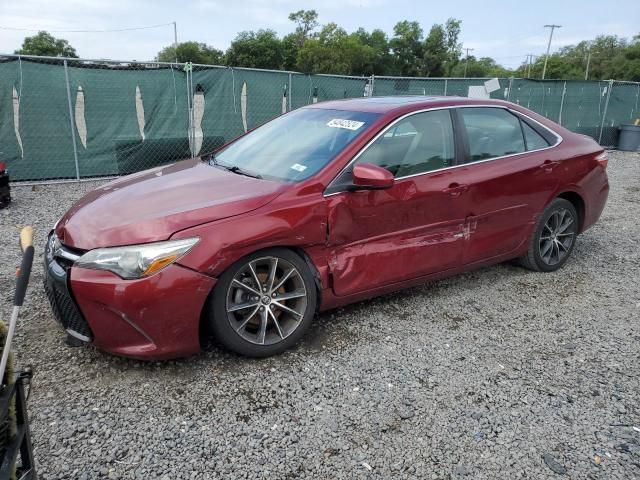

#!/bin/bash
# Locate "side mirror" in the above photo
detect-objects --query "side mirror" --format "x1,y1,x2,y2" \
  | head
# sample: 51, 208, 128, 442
352, 163, 394, 190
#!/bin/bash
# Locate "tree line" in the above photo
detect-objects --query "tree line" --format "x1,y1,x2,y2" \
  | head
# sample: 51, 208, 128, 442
13, 13, 640, 81
155, 11, 479, 77
521, 34, 640, 81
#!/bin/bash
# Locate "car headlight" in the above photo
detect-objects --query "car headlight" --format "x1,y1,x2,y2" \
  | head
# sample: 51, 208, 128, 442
75, 237, 199, 279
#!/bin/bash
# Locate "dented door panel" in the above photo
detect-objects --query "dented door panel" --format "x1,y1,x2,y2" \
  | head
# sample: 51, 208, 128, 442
326, 171, 466, 297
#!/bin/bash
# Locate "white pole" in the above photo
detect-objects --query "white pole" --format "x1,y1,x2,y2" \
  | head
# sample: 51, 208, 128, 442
173, 21, 178, 64
63, 60, 80, 181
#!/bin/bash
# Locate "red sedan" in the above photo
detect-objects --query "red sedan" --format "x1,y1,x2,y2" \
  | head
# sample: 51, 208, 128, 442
44, 97, 609, 359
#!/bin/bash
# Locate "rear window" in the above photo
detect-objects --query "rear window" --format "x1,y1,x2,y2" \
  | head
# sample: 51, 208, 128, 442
460, 108, 525, 162
522, 121, 550, 150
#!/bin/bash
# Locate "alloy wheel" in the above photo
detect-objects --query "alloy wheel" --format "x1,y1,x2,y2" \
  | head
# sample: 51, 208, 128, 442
225, 256, 307, 346
539, 208, 576, 266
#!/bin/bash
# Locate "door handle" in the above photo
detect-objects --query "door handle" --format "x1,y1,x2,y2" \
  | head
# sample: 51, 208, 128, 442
443, 183, 468, 197
541, 159, 558, 173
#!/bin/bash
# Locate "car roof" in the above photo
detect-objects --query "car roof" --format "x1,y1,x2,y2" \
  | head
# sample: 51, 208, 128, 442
305, 96, 512, 114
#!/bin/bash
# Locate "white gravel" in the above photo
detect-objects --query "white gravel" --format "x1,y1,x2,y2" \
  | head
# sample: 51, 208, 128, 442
1, 151, 639, 479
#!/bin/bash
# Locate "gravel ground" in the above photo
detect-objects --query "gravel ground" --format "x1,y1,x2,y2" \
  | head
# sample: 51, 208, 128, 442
0, 150, 639, 479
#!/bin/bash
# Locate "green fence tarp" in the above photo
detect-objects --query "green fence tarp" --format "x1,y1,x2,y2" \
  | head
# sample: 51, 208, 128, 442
2, 57, 639, 181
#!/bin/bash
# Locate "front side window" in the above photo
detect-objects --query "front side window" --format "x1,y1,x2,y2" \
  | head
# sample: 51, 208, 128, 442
213, 108, 380, 182
356, 109, 455, 177
460, 108, 525, 162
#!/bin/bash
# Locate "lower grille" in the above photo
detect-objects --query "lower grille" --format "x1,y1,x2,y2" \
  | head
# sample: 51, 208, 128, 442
44, 276, 93, 341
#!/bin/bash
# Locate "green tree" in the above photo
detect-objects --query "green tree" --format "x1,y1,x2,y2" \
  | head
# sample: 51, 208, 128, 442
609, 36, 640, 81
288, 9, 319, 47
282, 33, 300, 71
297, 23, 370, 75
522, 34, 640, 80
451, 56, 513, 77
226, 29, 284, 69
353, 28, 393, 75
443, 18, 462, 75
423, 25, 447, 77
390, 21, 424, 76
157, 41, 224, 64
15, 31, 78, 57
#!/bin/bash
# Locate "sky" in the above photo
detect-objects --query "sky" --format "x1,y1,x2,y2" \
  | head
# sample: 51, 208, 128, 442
1, 0, 639, 69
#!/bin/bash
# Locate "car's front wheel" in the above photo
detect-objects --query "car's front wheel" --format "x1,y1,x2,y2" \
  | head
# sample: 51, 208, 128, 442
206, 248, 317, 357
520, 198, 579, 272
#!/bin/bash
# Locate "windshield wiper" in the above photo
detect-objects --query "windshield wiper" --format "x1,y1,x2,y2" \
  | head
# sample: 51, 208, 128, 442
204, 155, 262, 179
225, 165, 263, 180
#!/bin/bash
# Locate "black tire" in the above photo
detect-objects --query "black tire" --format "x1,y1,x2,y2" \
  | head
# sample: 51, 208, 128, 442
520, 198, 579, 272
206, 248, 317, 357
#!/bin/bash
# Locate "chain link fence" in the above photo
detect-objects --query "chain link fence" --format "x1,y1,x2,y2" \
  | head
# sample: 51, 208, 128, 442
1, 54, 639, 182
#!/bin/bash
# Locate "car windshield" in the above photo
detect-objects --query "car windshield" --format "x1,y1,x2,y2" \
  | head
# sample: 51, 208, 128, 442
212, 108, 380, 182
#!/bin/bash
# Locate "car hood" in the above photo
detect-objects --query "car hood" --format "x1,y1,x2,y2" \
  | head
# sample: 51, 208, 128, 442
56, 158, 284, 250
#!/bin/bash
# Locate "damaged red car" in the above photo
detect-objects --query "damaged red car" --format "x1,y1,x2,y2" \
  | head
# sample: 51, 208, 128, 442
44, 96, 609, 359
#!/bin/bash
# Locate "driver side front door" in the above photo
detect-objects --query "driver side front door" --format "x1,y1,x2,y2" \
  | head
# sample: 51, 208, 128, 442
325, 108, 468, 297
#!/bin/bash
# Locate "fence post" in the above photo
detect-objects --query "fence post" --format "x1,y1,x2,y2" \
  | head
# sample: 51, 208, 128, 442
63, 59, 81, 181
185, 65, 194, 155
369, 75, 375, 97
288, 73, 292, 111
444, 79, 448, 96
507, 77, 514, 102
634, 82, 639, 121
598, 79, 614, 145
558, 81, 567, 125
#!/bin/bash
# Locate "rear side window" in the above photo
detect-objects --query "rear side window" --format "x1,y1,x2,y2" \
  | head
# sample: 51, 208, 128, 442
522, 121, 550, 150
460, 108, 525, 162
356, 109, 455, 177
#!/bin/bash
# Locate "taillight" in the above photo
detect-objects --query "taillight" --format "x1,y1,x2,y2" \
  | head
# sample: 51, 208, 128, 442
596, 152, 608, 169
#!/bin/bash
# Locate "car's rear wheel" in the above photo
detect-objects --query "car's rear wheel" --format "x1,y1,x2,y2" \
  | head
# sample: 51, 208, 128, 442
206, 248, 317, 357
520, 198, 578, 272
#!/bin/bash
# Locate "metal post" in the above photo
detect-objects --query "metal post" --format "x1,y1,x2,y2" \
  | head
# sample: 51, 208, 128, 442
369, 75, 375, 97
598, 79, 614, 145
63, 60, 80, 181
190, 68, 196, 154
444, 79, 448, 96
507, 77, 514, 102
173, 21, 178, 64
634, 83, 640, 121
185, 66, 193, 154
558, 81, 566, 125
288, 73, 292, 111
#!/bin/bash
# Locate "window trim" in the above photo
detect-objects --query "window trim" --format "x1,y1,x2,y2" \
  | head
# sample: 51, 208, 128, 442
324, 104, 563, 197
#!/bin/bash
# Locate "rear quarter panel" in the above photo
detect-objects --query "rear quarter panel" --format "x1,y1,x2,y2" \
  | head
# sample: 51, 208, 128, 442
546, 132, 608, 232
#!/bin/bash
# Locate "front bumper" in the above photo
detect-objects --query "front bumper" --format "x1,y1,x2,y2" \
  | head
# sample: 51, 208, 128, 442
43, 233, 216, 360
43, 236, 93, 342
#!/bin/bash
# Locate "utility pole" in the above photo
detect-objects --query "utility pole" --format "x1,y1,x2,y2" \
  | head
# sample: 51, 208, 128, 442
463, 48, 474, 78
524, 54, 534, 78
173, 21, 178, 64
585, 47, 593, 80
542, 24, 561, 79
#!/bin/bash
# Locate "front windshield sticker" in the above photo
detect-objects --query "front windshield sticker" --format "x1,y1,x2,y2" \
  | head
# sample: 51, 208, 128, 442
290, 163, 307, 172
326, 119, 365, 131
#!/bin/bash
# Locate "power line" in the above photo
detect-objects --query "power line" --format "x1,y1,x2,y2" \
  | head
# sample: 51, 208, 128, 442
0, 22, 174, 33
